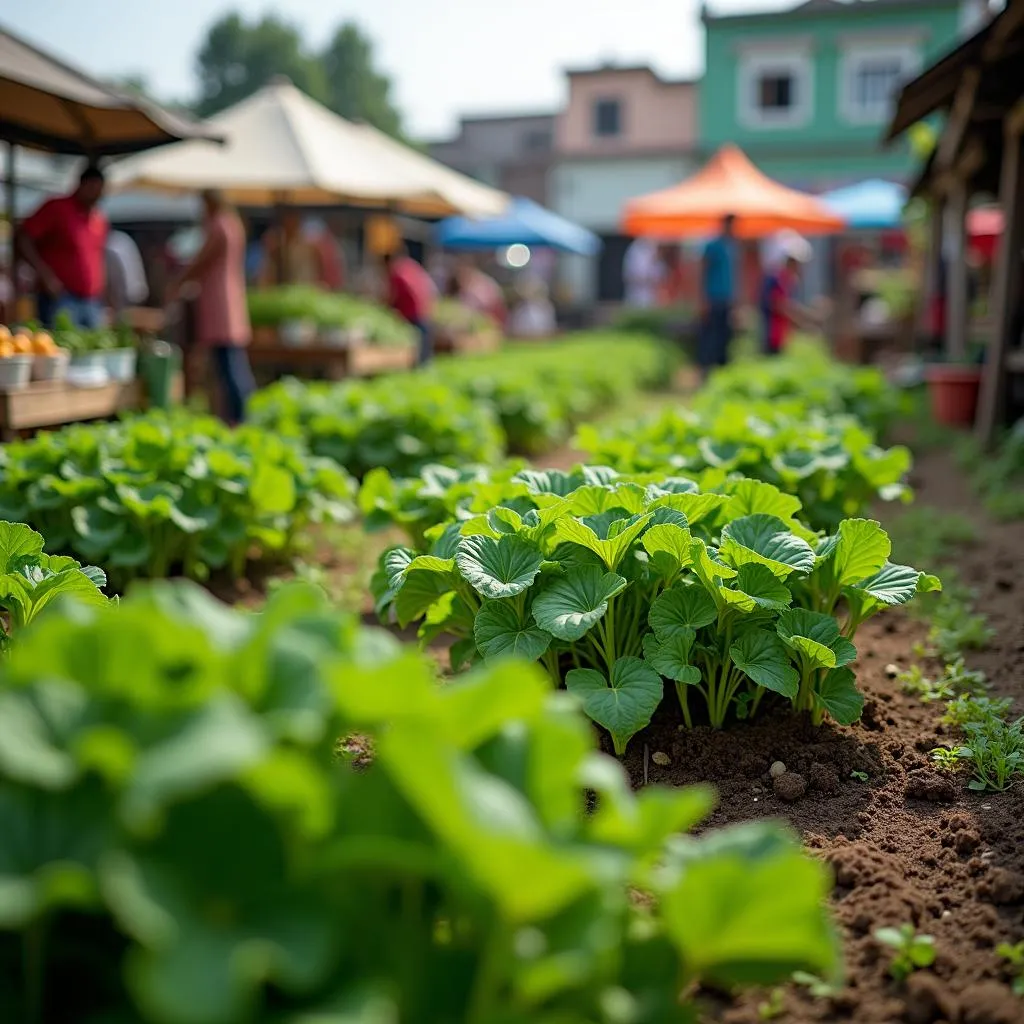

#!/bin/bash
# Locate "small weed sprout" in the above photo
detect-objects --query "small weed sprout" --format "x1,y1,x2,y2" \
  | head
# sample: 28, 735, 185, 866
791, 971, 841, 998
757, 988, 785, 1020
874, 924, 936, 981
958, 718, 1024, 792
898, 665, 953, 703
941, 695, 1012, 731
930, 746, 962, 773
850, 770, 869, 782
996, 941, 1024, 997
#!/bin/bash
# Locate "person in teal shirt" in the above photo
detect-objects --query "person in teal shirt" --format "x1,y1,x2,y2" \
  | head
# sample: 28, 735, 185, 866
699, 213, 736, 380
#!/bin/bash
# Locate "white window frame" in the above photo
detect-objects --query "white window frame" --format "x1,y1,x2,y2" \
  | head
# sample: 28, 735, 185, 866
839, 44, 921, 125
737, 50, 814, 130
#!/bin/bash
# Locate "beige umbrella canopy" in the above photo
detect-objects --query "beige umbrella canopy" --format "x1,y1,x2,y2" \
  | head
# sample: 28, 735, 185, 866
0, 25, 220, 155
108, 78, 509, 217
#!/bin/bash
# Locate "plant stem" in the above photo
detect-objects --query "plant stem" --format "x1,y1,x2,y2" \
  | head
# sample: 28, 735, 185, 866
468, 921, 507, 1024
23, 916, 46, 1024
676, 682, 693, 728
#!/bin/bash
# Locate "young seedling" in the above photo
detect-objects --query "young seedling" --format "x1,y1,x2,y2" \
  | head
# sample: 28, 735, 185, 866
996, 941, 1024, 997
850, 770, 869, 783
958, 718, 1024, 792
874, 924, 936, 981
757, 988, 784, 1020
791, 971, 842, 998
941, 695, 1012, 731
898, 664, 953, 704
930, 746, 962, 773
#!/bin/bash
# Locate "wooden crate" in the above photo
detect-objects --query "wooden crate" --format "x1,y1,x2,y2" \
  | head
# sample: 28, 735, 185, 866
0, 374, 184, 440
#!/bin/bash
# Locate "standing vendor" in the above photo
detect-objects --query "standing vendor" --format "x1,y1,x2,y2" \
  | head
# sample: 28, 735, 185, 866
383, 245, 435, 366
16, 164, 108, 328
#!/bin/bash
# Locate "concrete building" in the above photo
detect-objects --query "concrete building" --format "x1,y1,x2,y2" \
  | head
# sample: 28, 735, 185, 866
427, 112, 555, 206
551, 65, 699, 304
699, 0, 980, 191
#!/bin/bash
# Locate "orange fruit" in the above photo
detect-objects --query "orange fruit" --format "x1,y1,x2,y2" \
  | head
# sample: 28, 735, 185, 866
32, 331, 55, 354
11, 333, 32, 354
0, 325, 11, 342
0, 339, 14, 357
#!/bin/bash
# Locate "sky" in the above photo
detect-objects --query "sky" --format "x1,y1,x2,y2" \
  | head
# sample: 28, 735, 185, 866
0, 0, 790, 139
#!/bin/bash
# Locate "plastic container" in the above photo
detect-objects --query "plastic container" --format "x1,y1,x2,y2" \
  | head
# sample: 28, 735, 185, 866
139, 340, 181, 409
925, 364, 983, 427
31, 349, 71, 383
279, 319, 317, 347
70, 351, 109, 375
102, 347, 138, 383
0, 354, 34, 391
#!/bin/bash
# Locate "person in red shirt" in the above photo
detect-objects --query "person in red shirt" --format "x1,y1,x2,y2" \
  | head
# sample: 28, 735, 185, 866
383, 246, 436, 365
17, 164, 109, 329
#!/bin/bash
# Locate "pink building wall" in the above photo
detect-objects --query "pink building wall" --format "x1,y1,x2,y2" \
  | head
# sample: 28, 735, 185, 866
556, 68, 698, 156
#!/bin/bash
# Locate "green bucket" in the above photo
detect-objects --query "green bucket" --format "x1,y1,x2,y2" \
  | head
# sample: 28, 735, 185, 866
139, 340, 182, 410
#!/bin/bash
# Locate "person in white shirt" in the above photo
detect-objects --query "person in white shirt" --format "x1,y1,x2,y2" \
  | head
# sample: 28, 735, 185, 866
105, 229, 148, 316
623, 237, 664, 308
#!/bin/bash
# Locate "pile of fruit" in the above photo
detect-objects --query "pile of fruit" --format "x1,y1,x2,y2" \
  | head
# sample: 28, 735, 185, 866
0, 323, 61, 358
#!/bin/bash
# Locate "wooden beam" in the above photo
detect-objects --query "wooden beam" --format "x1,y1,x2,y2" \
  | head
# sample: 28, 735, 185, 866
1009, 98, 1024, 138
945, 181, 969, 361
976, 124, 1024, 444
916, 199, 945, 344
937, 67, 980, 170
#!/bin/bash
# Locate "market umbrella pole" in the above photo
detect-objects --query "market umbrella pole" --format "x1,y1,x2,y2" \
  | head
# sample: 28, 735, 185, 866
6, 141, 17, 306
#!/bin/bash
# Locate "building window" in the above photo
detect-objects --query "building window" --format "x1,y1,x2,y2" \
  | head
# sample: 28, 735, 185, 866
738, 51, 813, 129
593, 99, 622, 138
841, 46, 920, 123
523, 129, 551, 153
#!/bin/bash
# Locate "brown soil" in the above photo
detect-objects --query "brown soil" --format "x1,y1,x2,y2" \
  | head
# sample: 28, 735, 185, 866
614, 445, 1024, 1024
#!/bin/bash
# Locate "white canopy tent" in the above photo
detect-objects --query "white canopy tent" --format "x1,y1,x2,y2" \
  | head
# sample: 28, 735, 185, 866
107, 78, 508, 218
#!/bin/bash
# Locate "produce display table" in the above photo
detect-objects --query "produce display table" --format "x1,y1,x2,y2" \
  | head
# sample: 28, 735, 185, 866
0, 373, 184, 441
248, 341, 416, 379
434, 329, 502, 356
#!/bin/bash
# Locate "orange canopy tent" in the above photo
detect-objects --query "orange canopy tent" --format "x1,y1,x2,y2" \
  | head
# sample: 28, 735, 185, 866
621, 144, 845, 239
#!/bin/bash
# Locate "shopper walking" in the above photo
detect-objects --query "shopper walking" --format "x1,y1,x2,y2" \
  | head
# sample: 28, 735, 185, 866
166, 190, 255, 425
698, 213, 737, 381
383, 246, 435, 366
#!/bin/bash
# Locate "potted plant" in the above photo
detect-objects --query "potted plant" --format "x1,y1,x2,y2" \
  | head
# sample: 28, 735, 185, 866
924, 349, 984, 427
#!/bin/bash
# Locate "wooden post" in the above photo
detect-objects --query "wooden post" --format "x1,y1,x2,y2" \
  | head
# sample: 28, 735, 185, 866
976, 124, 1024, 445
917, 197, 944, 347
945, 180, 969, 360
5, 141, 17, 306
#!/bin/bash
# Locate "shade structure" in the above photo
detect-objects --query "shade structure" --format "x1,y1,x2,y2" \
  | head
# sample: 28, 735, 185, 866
435, 196, 601, 255
621, 144, 846, 239
820, 179, 907, 230
0, 24, 219, 155
107, 78, 508, 217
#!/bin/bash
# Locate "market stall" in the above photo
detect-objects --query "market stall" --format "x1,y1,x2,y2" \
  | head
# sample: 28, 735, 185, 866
0, 25, 216, 425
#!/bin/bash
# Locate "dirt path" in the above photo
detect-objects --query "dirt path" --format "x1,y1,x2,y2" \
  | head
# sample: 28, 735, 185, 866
617, 445, 1024, 1024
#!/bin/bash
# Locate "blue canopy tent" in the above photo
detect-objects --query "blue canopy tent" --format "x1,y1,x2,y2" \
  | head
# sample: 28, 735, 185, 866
819, 179, 907, 230
435, 196, 601, 255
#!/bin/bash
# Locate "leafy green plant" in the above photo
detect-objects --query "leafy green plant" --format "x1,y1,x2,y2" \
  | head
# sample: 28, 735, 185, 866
247, 285, 416, 344
578, 400, 912, 531
0, 521, 107, 649
899, 658, 985, 704
376, 470, 937, 741
250, 375, 504, 480
874, 924, 936, 981
0, 580, 839, 1023
996, 941, 1024, 996
941, 694, 1012, 730
955, 718, 1024, 791
0, 411, 355, 584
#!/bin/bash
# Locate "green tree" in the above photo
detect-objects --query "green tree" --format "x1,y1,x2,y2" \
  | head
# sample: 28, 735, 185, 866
321, 23, 404, 138
194, 12, 326, 117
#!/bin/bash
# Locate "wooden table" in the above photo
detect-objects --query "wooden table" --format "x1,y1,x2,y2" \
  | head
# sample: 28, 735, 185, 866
248, 342, 417, 379
0, 374, 184, 441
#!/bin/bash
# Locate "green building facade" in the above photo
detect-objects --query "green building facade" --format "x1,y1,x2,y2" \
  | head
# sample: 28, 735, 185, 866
699, 0, 976, 191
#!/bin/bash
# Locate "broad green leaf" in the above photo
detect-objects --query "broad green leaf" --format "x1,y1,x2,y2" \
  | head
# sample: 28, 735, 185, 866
689, 538, 737, 591
720, 515, 816, 578
0, 521, 44, 573
474, 601, 551, 663
725, 479, 803, 524
641, 523, 693, 573
455, 534, 544, 600
720, 564, 792, 614
730, 630, 798, 697
662, 821, 837, 986
555, 512, 652, 571
650, 491, 730, 528
815, 667, 864, 724
565, 658, 662, 756
642, 632, 701, 685
832, 519, 891, 585
394, 569, 456, 628
531, 566, 627, 642
649, 586, 718, 642
404, 555, 456, 575
776, 609, 854, 670
852, 562, 930, 606
251, 463, 297, 515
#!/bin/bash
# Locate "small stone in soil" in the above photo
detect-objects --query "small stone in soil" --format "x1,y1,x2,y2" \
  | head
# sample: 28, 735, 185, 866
773, 771, 807, 802
770, 760, 787, 777
651, 751, 671, 767
885, 662, 900, 678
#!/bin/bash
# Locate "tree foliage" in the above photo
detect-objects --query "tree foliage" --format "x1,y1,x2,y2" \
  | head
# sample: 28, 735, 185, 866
193, 11, 404, 138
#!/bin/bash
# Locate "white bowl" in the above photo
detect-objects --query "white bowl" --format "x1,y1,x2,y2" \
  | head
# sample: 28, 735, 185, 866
31, 348, 71, 382
102, 347, 137, 383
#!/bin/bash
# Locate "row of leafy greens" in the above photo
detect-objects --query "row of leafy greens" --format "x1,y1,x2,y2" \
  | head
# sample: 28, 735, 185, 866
373, 466, 939, 749
0, 411, 355, 585
0, 580, 838, 1023
250, 332, 675, 476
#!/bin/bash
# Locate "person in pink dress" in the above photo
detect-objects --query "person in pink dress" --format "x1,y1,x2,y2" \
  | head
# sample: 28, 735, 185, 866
167, 190, 255, 424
